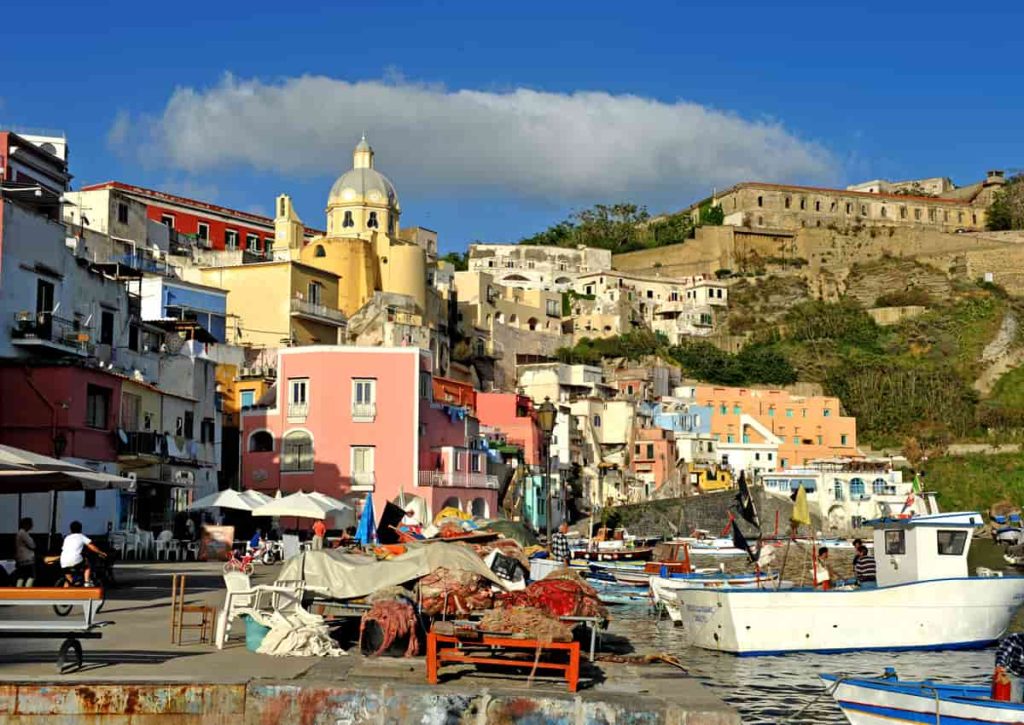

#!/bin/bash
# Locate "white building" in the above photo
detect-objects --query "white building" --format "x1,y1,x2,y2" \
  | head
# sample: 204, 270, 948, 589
467, 244, 611, 292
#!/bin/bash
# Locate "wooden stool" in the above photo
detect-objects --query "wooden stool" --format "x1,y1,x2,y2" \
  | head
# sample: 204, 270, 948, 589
170, 573, 215, 645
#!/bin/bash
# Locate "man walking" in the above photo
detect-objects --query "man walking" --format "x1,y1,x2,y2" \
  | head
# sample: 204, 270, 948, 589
550, 521, 572, 568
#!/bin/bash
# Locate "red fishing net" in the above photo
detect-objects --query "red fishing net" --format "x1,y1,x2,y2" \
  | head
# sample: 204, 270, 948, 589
417, 567, 494, 616
497, 578, 608, 619
359, 599, 419, 657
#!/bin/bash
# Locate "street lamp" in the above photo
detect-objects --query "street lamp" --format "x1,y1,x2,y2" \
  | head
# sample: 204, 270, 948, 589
536, 397, 558, 539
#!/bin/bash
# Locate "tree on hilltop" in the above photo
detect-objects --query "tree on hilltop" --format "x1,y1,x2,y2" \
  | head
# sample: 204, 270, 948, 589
987, 174, 1024, 231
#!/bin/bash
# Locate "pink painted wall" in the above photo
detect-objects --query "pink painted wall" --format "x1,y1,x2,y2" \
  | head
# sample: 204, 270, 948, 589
242, 347, 419, 516
476, 393, 542, 465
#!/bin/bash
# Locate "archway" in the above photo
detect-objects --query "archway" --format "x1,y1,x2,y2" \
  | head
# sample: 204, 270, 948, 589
441, 496, 461, 512
470, 497, 489, 519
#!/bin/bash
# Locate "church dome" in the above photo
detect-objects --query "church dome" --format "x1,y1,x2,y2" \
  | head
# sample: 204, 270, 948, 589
327, 135, 399, 210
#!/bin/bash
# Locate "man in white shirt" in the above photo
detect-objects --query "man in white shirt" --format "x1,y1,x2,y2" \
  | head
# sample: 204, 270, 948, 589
60, 521, 106, 586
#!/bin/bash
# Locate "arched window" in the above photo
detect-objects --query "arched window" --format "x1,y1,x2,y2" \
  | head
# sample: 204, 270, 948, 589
343, 211, 354, 228
314, 245, 326, 258
281, 431, 314, 472
441, 496, 461, 511
880, 206, 887, 218
785, 196, 791, 209
471, 497, 489, 518
495, 312, 504, 324
509, 314, 518, 324
757, 195, 763, 207
849, 478, 865, 498
367, 211, 379, 229
249, 431, 273, 452
833, 479, 844, 501
872, 478, 886, 495
528, 318, 539, 331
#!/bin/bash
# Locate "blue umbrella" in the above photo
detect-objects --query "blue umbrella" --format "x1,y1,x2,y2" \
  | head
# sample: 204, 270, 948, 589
355, 492, 377, 545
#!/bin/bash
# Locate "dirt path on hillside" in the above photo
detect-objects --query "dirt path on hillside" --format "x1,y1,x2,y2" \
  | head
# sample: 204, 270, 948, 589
975, 310, 1022, 394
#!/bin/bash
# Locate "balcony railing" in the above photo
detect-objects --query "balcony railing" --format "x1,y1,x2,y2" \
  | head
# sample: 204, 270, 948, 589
113, 254, 179, 277
11, 312, 92, 356
418, 470, 497, 489
349, 472, 376, 490
117, 430, 163, 458
287, 402, 309, 419
351, 402, 377, 420
290, 298, 347, 325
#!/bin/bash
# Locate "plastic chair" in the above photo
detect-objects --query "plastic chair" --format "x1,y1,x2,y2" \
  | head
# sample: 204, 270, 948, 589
155, 530, 177, 561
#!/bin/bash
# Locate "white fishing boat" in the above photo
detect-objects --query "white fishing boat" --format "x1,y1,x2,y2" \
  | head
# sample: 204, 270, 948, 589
676, 511, 1024, 655
651, 571, 782, 623
821, 669, 1024, 724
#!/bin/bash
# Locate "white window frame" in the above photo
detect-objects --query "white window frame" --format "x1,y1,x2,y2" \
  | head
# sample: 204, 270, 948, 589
161, 214, 175, 229
352, 378, 376, 421
281, 430, 314, 472
307, 281, 323, 306
288, 378, 309, 419
225, 229, 239, 250
246, 233, 260, 251
351, 445, 376, 488
196, 222, 210, 243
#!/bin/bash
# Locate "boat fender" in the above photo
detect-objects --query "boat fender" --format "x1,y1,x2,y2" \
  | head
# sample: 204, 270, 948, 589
993, 666, 1012, 701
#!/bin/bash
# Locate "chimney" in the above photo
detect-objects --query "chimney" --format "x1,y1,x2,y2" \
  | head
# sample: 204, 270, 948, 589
985, 170, 1006, 186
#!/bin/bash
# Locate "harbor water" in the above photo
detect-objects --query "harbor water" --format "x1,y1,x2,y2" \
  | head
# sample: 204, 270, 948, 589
600, 539, 1019, 724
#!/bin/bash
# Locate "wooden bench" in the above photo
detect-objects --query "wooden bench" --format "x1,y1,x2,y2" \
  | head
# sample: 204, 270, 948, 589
0, 587, 110, 672
427, 627, 580, 692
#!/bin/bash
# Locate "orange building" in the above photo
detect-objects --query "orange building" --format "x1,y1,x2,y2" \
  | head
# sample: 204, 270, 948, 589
695, 385, 858, 469
432, 376, 478, 413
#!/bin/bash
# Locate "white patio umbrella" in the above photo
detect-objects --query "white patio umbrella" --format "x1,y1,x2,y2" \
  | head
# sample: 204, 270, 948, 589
0, 444, 132, 492
251, 491, 352, 519
189, 489, 262, 512
240, 490, 273, 508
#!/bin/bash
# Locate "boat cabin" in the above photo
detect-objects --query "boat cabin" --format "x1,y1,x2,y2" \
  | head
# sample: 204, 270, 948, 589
871, 512, 983, 587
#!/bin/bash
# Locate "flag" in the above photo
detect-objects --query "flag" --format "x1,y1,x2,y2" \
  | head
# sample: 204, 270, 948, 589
912, 472, 922, 494
733, 470, 759, 529
731, 521, 759, 564
355, 492, 377, 545
791, 485, 811, 529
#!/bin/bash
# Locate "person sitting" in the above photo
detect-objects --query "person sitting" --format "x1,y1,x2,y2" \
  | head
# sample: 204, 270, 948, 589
813, 546, 834, 590
60, 520, 107, 586
853, 543, 877, 585
247, 528, 263, 554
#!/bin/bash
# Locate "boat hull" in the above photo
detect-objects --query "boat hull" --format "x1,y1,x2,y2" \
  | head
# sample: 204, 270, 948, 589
650, 573, 779, 623
822, 674, 1024, 724
678, 576, 1024, 655
576, 548, 654, 562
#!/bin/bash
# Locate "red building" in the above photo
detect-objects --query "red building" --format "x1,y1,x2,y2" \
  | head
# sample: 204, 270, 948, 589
77, 181, 323, 254
432, 376, 477, 413
475, 393, 542, 466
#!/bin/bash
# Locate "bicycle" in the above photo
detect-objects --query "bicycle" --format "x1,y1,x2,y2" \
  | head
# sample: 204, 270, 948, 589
42, 558, 105, 617
223, 549, 255, 575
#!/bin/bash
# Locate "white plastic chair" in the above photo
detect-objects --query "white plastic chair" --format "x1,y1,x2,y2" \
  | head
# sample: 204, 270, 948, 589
214, 574, 309, 649
155, 530, 177, 561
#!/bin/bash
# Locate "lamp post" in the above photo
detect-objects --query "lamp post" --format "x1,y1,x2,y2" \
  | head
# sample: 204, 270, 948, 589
535, 397, 558, 540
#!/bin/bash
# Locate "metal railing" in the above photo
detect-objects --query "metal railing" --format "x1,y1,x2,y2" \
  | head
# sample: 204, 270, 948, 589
11, 312, 92, 355
349, 472, 376, 488
418, 470, 496, 488
287, 402, 309, 418
351, 402, 377, 419
117, 430, 163, 457
290, 298, 346, 324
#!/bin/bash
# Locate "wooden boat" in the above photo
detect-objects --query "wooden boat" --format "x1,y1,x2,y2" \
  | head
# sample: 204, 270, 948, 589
677, 512, 1024, 655
650, 571, 782, 622
822, 669, 1024, 724
573, 526, 655, 562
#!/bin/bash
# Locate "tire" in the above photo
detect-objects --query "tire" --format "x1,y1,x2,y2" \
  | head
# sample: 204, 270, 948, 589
53, 578, 74, 617
223, 562, 236, 574
261, 551, 275, 566
56, 637, 83, 673
242, 562, 254, 576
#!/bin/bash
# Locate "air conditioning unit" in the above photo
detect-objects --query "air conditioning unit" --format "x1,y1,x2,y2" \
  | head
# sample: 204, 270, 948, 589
173, 470, 195, 486
239, 366, 255, 378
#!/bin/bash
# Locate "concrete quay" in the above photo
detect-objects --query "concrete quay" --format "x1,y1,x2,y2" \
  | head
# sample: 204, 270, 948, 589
0, 561, 740, 724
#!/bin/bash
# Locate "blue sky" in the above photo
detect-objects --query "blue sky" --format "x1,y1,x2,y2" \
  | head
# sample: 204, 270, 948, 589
3, 0, 1021, 253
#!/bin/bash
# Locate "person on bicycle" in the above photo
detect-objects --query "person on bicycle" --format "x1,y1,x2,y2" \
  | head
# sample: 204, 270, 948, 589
247, 528, 263, 554
60, 521, 106, 586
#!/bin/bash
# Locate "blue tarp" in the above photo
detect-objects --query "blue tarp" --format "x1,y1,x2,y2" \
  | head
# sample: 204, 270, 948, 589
355, 493, 377, 545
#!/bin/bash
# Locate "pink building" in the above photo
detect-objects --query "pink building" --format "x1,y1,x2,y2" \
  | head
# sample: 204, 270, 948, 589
475, 393, 542, 466
241, 347, 497, 521
631, 427, 678, 494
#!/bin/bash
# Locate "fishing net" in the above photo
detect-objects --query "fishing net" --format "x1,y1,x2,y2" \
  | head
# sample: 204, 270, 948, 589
359, 599, 419, 657
417, 567, 494, 616
478, 606, 573, 642
498, 578, 608, 620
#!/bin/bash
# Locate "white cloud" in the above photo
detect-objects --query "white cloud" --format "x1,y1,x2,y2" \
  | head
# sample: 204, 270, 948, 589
118, 74, 838, 203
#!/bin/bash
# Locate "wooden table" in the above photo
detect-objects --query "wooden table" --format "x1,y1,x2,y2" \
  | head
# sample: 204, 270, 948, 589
426, 629, 580, 692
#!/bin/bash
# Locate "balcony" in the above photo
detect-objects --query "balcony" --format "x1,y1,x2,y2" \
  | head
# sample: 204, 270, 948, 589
290, 298, 347, 326
348, 472, 376, 492
114, 253, 179, 277
117, 430, 163, 459
287, 402, 309, 419
418, 470, 497, 489
11, 312, 92, 357
351, 402, 377, 421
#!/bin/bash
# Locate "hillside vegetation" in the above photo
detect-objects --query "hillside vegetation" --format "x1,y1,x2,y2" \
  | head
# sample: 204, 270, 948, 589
559, 258, 1024, 450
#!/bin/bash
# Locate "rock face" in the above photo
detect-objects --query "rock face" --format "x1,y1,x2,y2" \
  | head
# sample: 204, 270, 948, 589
843, 257, 953, 308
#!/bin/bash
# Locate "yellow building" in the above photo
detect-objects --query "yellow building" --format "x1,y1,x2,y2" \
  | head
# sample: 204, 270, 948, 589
197, 261, 346, 348
290, 136, 428, 317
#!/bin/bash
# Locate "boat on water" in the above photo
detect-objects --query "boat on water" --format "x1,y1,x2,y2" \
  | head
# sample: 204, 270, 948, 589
651, 571, 782, 623
572, 526, 657, 562
676, 511, 1024, 655
821, 669, 1023, 724
992, 512, 1023, 545
590, 542, 701, 585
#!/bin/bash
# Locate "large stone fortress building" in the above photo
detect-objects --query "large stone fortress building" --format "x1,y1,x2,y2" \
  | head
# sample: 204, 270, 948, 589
686, 171, 1007, 233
